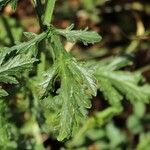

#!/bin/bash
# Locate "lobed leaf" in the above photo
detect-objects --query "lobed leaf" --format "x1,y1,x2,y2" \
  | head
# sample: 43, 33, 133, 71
90, 56, 133, 72
0, 32, 47, 57
39, 34, 97, 140
0, 31, 48, 97
57, 58, 97, 140
38, 64, 58, 98
0, 54, 36, 97
92, 58, 150, 105
57, 25, 102, 45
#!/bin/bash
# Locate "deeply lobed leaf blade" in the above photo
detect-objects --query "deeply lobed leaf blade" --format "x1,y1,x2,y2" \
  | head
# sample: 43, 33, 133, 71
57, 26, 102, 45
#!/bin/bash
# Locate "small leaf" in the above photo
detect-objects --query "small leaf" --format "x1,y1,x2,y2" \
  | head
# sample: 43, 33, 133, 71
0, 89, 8, 97
0, 0, 10, 9
98, 77, 123, 106
38, 64, 58, 98
91, 56, 133, 72
0, 55, 36, 76
1, 32, 47, 57
23, 32, 37, 40
57, 27, 102, 45
136, 133, 150, 150
10, 0, 18, 10
0, 75, 18, 84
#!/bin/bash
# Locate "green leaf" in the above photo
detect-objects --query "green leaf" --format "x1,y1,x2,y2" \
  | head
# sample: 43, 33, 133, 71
0, 75, 18, 84
93, 57, 150, 105
1, 32, 47, 57
0, 100, 17, 148
0, 54, 36, 97
0, 0, 18, 10
127, 115, 143, 134
136, 133, 150, 150
68, 59, 97, 96
97, 77, 123, 106
0, 55, 35, 76
38, 64, 58, 98
0, 31, 47, 97
91, 56, 133, 71
106, 122, 126, 148
23, 32, 37, 40
0, 89, 8, 97
57, 25, 102, 45
133, 102, 146, 118
0, 100, 10, 145
0, 0, 10, 9
40, 58, 97, 140
39, 34, 97, 140
57, 58, 96, 141
10, 0, 18, 10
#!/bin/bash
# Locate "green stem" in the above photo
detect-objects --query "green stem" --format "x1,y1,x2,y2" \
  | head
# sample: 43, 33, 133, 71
32, 0, 44, 29
2, 16, 15, 45
37, 52, 46, 77
43, 0, 56, 25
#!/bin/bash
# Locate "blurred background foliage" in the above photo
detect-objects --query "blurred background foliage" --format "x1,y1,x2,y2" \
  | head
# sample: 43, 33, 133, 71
0, 0, 150, 149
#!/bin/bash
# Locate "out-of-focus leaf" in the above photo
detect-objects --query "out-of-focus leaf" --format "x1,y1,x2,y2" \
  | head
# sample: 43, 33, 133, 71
0, 89, 8, 97
0, 0, 18, 10
92, 57, 150, 105
106, 122, 126, 148
136, 133, 150, 150
127, 115, 143, 134
0, 16, 23, 47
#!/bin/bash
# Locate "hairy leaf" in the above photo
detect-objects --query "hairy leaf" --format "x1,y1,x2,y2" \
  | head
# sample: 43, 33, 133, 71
39, 34, 97, 140
91, 56, 133, 71
39, 57, 97, 140
98, 77, 123, 106
93, 58, 150, 105
0, 54, 36, 97
0, 32, 48, 97
1, 32, 47, 57
0, 55, 35, 75
57, 59, 96, 140
38, 64, 58, 98
57, 25, 102, 45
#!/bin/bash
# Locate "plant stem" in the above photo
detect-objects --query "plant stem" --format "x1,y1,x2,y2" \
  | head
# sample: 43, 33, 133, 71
1, 16, 15, 45
32, 0, 44, 29
43, 0, 56, 25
